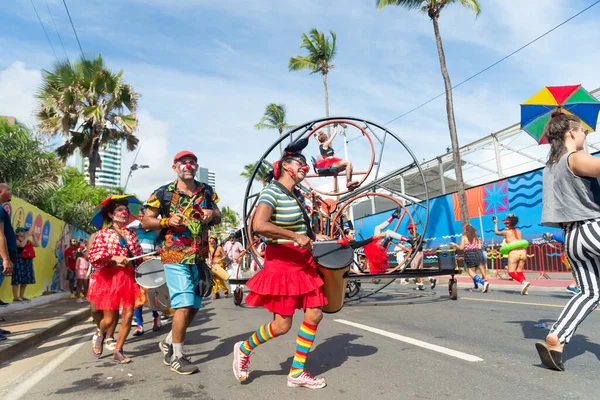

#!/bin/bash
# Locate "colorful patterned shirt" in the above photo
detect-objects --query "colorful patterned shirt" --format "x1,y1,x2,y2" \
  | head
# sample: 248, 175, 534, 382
257, 183, 307, 244
146, 180, 220, 265
88, 227, 143, 268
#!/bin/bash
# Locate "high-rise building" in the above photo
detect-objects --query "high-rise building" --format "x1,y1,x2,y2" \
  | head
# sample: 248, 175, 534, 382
74, 142, 123, 189
196, 167, 216, 189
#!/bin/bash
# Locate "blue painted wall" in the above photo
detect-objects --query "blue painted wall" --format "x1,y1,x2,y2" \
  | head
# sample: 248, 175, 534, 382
355, 166, 558, 249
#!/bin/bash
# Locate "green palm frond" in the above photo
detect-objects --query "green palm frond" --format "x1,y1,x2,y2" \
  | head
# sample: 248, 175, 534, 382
377, 0, 480, 17
241, 161, 272, 186
376, 0, 423, 11
35, 53, 140, 186
254, 104, 292, 132
289, 29, 336, 75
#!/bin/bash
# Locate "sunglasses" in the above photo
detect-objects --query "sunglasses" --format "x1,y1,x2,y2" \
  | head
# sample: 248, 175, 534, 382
291, 159, 308, 168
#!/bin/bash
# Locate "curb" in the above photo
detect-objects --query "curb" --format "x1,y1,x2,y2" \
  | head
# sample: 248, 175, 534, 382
0, 293, 71, 316
0, 307, 90, 364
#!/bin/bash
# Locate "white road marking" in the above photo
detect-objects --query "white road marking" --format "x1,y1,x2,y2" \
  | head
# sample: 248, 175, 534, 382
6, 337, 87, 400
334, 319, 483, 363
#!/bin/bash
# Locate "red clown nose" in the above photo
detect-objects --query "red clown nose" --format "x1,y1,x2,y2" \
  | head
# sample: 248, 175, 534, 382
300, 165, 309, 173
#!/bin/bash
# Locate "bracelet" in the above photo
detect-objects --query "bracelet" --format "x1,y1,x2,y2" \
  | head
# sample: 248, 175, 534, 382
160, 218, 169, 228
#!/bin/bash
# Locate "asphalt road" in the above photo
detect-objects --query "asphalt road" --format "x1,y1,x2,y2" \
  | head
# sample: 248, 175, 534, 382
1, 282, 599, 400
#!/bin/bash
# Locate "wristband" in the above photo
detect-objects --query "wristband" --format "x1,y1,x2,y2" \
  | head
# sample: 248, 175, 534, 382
160, 218, 169, 228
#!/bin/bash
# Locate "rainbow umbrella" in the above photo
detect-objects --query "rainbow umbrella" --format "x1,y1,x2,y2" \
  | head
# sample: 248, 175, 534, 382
91, 194, 142, 229
520, 84, 600, 144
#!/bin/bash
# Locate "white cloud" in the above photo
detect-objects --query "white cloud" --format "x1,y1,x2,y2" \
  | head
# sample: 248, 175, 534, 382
0, 62, 41, 125
121, 109, 172, 201
2, 0, 600, 217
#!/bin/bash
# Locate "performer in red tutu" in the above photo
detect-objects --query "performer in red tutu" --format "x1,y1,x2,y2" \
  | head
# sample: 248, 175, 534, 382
233, 138, 328, 389
313, 125, 359, 190
88, 196, 143, 364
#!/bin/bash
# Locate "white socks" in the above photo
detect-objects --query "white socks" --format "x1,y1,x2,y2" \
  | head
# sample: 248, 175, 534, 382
165, 330, 173, 345
172, 343, 183, 360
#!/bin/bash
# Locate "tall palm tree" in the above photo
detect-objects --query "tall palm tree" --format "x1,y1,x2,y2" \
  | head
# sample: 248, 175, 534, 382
289, 29, 337, 122
219, 206, 241, 232
377, 0, 480, 227
254, 104, 293, 156
36, 54, 140, 186
240, 162, 271, 187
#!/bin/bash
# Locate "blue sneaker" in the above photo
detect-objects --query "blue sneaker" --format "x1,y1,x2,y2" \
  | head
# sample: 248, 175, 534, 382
0, 333, 6, 341
566, 286, 580, 295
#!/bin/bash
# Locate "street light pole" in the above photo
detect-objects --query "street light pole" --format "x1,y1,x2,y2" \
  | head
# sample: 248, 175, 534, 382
123, 145, 149, 192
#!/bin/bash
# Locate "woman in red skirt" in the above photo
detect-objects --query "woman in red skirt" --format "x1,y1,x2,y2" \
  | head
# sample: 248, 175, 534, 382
233, 138, 328, 389
88, 197, 143, 363
313, 126, 358, 190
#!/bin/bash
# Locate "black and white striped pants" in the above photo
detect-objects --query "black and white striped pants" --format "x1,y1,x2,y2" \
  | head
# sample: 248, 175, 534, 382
551, 219, 600, 344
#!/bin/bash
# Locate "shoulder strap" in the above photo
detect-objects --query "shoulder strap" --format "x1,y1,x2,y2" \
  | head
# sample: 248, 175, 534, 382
111, 227, 134, 258
155, 185, 173, 218
272, 181, 315, 240
154, 184, 174, 245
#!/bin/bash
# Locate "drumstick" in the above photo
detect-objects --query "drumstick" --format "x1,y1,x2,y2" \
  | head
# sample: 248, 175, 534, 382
180, 194, 199, 216
128, 251, 158, 262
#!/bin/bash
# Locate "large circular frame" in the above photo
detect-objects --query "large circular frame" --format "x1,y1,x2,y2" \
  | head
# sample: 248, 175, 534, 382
242, 116, 430, 296
303, 119, 376, 196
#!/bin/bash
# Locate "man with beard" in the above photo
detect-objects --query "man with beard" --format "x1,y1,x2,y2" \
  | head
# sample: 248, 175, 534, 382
143, 151, 221, 375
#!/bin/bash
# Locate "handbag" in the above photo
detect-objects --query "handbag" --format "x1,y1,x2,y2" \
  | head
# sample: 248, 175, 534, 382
21, 242, 36, 259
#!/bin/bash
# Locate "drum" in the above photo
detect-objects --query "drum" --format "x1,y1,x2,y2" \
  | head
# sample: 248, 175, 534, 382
135, 259, 171, 311
312, 241, 354, 314
211, 263, 231, 281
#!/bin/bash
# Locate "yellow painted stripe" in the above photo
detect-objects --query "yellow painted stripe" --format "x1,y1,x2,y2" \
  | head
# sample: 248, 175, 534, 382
460, 297, 581, 309
382, 290, 596, 310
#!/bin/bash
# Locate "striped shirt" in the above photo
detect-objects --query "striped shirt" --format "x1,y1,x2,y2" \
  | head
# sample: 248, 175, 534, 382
257, 183, 307, 244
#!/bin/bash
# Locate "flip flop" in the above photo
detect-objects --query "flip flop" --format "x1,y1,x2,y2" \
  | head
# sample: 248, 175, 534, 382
535, 342, 565, 371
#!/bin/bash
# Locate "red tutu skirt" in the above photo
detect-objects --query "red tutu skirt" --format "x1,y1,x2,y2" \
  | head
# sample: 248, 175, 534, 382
87, 267, 139, 310
315, 156, 342, 169
245, 244, 328, 316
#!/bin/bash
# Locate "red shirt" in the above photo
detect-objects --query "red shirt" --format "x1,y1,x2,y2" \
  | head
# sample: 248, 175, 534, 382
64, 247, 79, 271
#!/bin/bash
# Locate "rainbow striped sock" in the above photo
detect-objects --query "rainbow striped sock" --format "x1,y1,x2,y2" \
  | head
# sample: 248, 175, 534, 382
289, 321, 317, 378
240, 322, 276, 355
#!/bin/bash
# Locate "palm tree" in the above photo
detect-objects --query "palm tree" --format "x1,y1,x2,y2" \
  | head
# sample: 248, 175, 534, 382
254, 104, 293, 156
377, 0, 480, 227
241, 162, 271, 187
0, 118, 61, 204
289, 29, 337, 122
219, 206, 241, 232
36, 54, 140, 186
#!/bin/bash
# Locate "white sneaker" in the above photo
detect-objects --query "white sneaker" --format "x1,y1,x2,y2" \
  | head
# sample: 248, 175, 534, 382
232, 341, 251, 382
482, 282, 490, 293
287, 372, 327, 389
521, 281, 531, 295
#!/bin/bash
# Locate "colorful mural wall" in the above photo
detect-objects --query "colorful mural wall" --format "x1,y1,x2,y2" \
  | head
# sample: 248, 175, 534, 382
1, 197, 88, 302
354, 164, 569, 272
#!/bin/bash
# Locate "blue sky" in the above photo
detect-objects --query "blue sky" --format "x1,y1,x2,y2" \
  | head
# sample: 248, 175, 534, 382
1, 0, 599, 213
